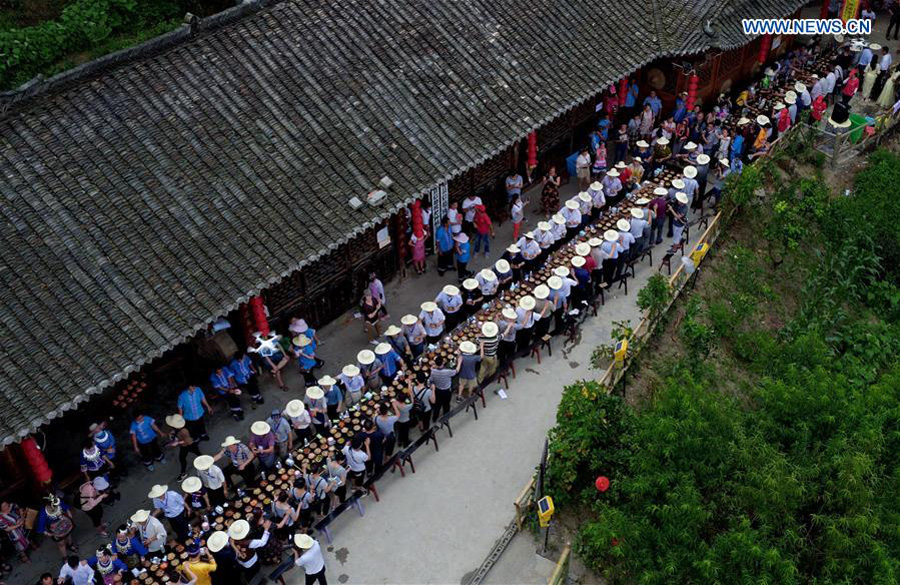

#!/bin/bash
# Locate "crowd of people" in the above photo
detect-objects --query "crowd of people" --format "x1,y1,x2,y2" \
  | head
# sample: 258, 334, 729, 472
5, 30, 861, 585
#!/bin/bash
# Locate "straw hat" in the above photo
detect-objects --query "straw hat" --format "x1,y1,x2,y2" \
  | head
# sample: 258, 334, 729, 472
420, 301, 438, 313
306, 386, 325, 400
251, 421, 271, 436
459, 341, 477, 354
635, 197, 650, 205
632, 156, 642, 162
533, 285, 550, 300
654, 186, 668, 196
518, 295, 536, 311
358, 349, 376, 365
148, 484, 168, 499
294, 534, 315, 550
481, 322, 499, 337
656, 137, 670, 146
737, 117, 750, 126
207, 531, 229, 553
479, 268, 496, 282
615, 161, 627, 169
181, 477, 202, 494
616, 219, 631, 232
318, 375, 336, 386
671, 178, 685, 189
683, 141, 697, 151
373, 343, 391, 356
553, 266, 570, 278
683, 166, 698, 179
794, 82, 807, 93
571, 256, 586, 268
284, 400, 305, 418
342, 364, 360, 378
564, 200, 579, 211
630, 208, 644, 219
495, 259, 511, 273
228, 519, 251, 540
785, 90, 797, 100
756, 114, 770, 126
588, 237, 602, 247
575, 243, 591, 256
194, 455, 215, 471
773, 102, 785, 111
604, 229, 619, 242
606, 168, 620, 177
538, 221, 552, 231
828, 114, 852, 128
547, 276, 563, 291
505, 244, 520, 254
552, 214, 566, 225
636, 140, 649, 148
524, 232, 535, 239
384, 325, 402, 337
462, 278, 479, 291
870, 42, 882, 51
719, 158, 730, 167
442, 284, 460, 297
221, 436, 241, 448
501, 307, 518, 320
131, 510, 151, 523
784, 94, 796, 105
293, 335, 312, 348
578, 191, 592, 203
165, 414, 185, 429
696, 154, 710, 165
401, 314, 417, 326
675, 192, 689, 205
590, 181, 603, 191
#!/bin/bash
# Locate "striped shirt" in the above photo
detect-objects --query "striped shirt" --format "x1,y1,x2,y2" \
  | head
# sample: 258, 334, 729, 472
480, 335, 499, 357
429, 367, 456, 391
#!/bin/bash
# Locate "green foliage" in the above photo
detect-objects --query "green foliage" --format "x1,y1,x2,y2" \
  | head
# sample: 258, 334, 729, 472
720, 163, 762, 218
636, 273, 671, 322
0, 0, 184, 89
679, 297, 714, 360
545, 381, 634, 507
762, 177, 828, 268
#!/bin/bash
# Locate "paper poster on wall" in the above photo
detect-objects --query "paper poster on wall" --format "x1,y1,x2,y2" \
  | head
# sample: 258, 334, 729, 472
377, 226, 391, 249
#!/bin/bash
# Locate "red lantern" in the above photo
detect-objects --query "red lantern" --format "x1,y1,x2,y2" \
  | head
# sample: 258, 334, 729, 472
618, 78, 628, 107
411, 200, 424, 239
758, 34, 771, 64
526, 132, 538, 168
20, 436, 52, 484
595, 475, 610, 492
685, 74, 699, 111
249, 296, 269, 337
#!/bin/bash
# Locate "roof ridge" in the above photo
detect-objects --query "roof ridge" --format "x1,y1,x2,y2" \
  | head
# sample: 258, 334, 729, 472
647, 0, 667, 52
0, 0, 288, 118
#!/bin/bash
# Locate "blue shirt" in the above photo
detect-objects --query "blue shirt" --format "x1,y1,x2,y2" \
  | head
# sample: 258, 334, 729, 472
625, 83, 639, 107
324, 386, 343, 406
597, 118, 611, 141
380, 350, 402, 377
229, 355, 254, 384
731, 135, 744, 158
436, 226, 453, 253
94, 431, 116, 458
644, 96, 662, 116
456, 241, 471, 263
177, 387, 206, 421
130, 417, 157, 444
210, 368, 234, 394
673, 99, 687, 123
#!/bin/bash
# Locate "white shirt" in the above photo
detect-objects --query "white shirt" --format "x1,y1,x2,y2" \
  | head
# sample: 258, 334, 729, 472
561, 207, 581, 228
435, 291, 462, 314
881, 53, 893, 71
578, 197, 592, 215
475, 273, 498, 295
198, 464, 226, 490
535, 229, 554, 249
295, 540, 326, 575
576, 153, 591, 169
419, 309, 445, 337
60, 561, 95, 585
824, 72, 835, 94
520, 239, 540, 259
588, 187, 605, 208
342, 444, 368, 472
462, 197, 482, 222
511, 201, 524, 223
153, 491, 186, 518
629, 218, 647, 238
139, 516, 168, 552
618, 230, 635, 252
515, 307, 535, 329
800, 90, 811, 106
550, 222, 566, 241
600, 240, 619, 260
447, 208, 462, 234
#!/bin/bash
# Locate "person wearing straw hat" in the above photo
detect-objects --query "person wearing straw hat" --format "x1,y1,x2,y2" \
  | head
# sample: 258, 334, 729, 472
292, 533, 327, 585
501, 244, 524, 282
515, 295, 537, 353
375, 342, 402, 385
385, 324, 414, 366
669, 192, 690, 248
529, 284, 553, 340
533, 220, 553, 253
249, 421, 276, 470
461, 278, 483, 320
193, 454, 228, 507
229, 517, 272, 582
494, 258, 513, 290
436, 284, 463, 331
177, 384, 212, 444
517, 232, 541, 274
130, 509, 166, 555
456, 340, 483, 401
549, 214, 567, 251
562, 200, 582, 238
358, 349, 385, 393
418, 301, 445, 345
694, 154, 711, 209
428, 353, 460, 421
652, 136, 672, 172
477, 322, 501, 384
215, 436, 257, 488
267, 408, 294, 455
629, 208, 649, 252
614, 219, 636, 279
577, 191, 593, 225
497, 307, 519, 366
292, 334, 322, 388
454, 232, 474, 282
587, 180, 606, 220
682, 165, 700, 210
546, 276, 571, 335
164, 413, 201, 481
602, 168, 623, 206
206, 530, 238, 585
181, 476, 210, 517
400, 314, 426, 358
149, 483, 189, 542
570, 256, 591, 306
283, 399, 314, 446
599, 229, 621, 286
305, 385, 329, 428
708, 158, 731, 209
211, 364, 244, 422
229, 349, 265, 407
785, 93, 798, 124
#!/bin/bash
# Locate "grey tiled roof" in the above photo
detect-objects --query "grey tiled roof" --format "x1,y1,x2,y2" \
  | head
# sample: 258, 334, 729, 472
0, 0, 805, 445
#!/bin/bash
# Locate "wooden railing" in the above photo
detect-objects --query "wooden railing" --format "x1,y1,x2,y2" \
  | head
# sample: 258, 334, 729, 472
514, 474, 537, 530
547, 544, 571, 585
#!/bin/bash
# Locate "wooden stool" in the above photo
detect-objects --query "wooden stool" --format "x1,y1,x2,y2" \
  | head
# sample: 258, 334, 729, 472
529, 344, 542, 364
660, 252, 674, 275
497, 369, 510, 389
540, 334, 553, 357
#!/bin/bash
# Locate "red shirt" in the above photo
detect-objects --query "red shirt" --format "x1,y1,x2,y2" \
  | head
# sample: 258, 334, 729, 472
618, 168, 632, 183
474, 211, 492, 235
583, 254, 597, 271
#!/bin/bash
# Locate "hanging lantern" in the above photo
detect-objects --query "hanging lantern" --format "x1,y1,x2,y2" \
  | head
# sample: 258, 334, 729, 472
249, 296, 269, 337
618, 78, 628, 106
685, 74, 700, 111
526, 132, 538, 168
758, 33, 771, 64
20, 436, 52, 485
595, 475, 610, 492
411, 200, 424, 239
